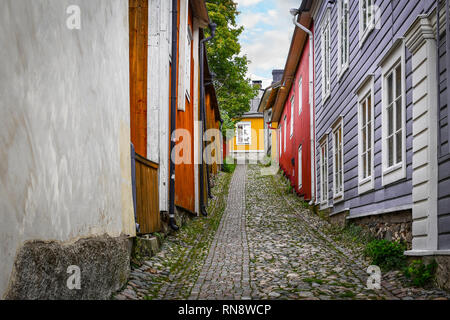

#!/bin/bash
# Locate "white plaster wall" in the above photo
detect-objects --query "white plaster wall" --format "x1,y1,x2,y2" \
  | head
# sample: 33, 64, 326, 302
0, 0, 135, 297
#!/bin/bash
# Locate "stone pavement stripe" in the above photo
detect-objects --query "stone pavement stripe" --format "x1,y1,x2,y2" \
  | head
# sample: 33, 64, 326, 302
190, 165, 250, 300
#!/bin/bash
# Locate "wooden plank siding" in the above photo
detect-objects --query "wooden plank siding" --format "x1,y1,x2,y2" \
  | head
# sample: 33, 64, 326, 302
129, 0, 149, 157
174, 1, 196, 213
313, 0, 436, 218
438, 6, 450, 249
135, 154, 161, 234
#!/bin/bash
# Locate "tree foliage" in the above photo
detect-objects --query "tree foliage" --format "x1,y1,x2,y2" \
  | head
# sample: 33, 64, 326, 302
205, 0, 257, 133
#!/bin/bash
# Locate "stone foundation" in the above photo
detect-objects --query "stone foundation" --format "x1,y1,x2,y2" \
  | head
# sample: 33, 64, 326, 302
159, 206, 196, 237
407, 255, 450, 292
4, 234, 132, 300
329, 210, 349, 227
349, 210, 413, 250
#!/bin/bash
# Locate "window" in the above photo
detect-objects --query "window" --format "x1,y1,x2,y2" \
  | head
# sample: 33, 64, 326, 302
299, 77, 303, 116
185, 27, 193, 100
338, 0, 349, 76
321, 9, 331, 101
284, 115, 287, 152
381, 41, 406, 186
357, 75, 374, 194
359, 0, 374, 45
320, 137, 329, 206
332, 119, 344, 199
279, 126, 282, 157
298, 145, 303, 189
290, 95, 294, 137
236, 122, 251, 145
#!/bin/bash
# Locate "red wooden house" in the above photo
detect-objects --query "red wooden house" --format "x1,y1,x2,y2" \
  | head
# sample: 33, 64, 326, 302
272, 14, 314, 202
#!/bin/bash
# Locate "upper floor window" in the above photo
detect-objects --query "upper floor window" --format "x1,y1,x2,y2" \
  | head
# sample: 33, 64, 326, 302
185, 27, 193, 100
332, 119, 344, 199
359, 0, 375, 45
298, 77, 303, 116
321, 8, 331, 101
236, 122, 251, 145
290, 95, 294, 137
338, 0, 349, 76
380, 41, 406, 186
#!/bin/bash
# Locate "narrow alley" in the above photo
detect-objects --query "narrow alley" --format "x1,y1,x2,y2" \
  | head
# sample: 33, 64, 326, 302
114, 165, 450, 300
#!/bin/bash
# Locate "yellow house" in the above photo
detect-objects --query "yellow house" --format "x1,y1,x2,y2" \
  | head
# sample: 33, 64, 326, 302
230, 81, 266, 162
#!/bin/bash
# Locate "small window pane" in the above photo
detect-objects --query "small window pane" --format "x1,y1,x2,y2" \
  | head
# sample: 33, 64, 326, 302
396, 131, 402, 164
396, 99, 402, 131
388, 136, 394, 167
395, 64, 402, 99
368, 150, 372, 177
388, 74, 393, 104
388, 106, 394, 135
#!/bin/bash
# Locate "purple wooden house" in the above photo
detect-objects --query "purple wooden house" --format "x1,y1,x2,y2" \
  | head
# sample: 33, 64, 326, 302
306, 0, 450, 288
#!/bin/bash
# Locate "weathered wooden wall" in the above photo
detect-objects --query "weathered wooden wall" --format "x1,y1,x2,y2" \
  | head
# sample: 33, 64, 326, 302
129, 0, 148, 157
135, 154, 161, 234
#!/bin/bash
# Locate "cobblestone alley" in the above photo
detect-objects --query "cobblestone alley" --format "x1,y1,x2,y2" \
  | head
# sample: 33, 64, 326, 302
114, 165, 450, 300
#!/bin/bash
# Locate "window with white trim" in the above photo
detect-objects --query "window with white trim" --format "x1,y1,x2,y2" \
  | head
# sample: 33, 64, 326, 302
332, 120, 344, 199
338, 0, 349, 75
381, 42, 406, 186
236, 122, 251, 145
298, 145, 303, 189
284, 115, 287, 152
359, 0, 374, 44
279, 126, 282, 157
298, 77, 303, 116
321, 8, 331, 101
357, 75, 375, 194
290, 95, 294, 137
185, 27, 192, 100
320, 137, 329, 205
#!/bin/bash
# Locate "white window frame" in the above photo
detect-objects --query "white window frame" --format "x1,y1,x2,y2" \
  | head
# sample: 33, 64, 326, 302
381, 41, 406, 186
338, 0, 350, 78
236, 122, 251, 146
290, 95, 294, 138
357, 75, 375, 194
319, 136, 329, 207
279, 126, 282, 157
359, 0, 375, 46
185, 27, 193, 101
299, 77, 303, 116
298, 145, 303, 189
332, 118, 344, 200
321, 8, 331, 102
284, 115, 287, 152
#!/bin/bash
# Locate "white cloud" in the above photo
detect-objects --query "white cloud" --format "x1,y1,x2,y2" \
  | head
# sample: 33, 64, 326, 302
238, 0, 300, 85
236, 0, 264, 7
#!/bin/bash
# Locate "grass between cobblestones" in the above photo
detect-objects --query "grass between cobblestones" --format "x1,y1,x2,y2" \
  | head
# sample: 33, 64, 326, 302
114, 171, 233, 300
146, 172, 232, 299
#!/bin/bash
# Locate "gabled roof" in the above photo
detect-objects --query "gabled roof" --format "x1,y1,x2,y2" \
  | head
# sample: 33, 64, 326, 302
258, 81, 282, 113
271, 2, 313, 123
191, 0, 210, 28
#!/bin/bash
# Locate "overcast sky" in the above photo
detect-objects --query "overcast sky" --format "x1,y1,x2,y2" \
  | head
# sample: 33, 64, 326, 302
236, 0, 300, 88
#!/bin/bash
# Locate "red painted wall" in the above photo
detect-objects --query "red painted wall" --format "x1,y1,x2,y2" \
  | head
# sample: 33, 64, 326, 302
279, 26, 313, 201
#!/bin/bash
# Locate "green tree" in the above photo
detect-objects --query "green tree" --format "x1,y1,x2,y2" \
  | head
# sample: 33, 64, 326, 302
205, 0, 257, 133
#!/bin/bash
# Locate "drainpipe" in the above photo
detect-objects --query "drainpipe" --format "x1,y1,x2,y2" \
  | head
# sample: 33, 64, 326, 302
291, 8, 316, 206
168, 0, 179, 231
199, 23, 217, 216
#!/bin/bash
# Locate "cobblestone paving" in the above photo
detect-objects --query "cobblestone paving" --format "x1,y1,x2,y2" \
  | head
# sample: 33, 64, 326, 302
113, 164, 450, 300
189, 165, 250, 300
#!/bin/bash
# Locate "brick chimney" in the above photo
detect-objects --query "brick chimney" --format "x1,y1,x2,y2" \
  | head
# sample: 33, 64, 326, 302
252, 80, 262, 89
272, 69, 284, 85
